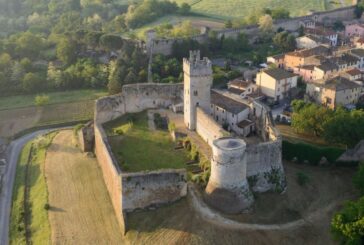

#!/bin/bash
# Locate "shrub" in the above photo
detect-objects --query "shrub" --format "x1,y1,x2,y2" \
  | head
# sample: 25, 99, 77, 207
44, 203, 50, 210
189, 144, 199, 161
34, 94, 50, 106
168, 122, 176, 133
296, 172, 309, 186
73, 123, 84, 136
353, 162, 364, 195
282, 140, 345, 165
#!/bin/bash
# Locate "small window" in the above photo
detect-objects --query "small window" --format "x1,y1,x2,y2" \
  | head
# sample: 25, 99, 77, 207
193, 91, 198, 96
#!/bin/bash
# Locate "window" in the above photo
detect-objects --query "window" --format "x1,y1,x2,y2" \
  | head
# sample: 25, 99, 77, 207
193, 91, 198, 96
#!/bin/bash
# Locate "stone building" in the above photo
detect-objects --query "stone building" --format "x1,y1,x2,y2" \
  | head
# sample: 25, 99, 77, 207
256, 68, 299, 102
306, 76, 364, 109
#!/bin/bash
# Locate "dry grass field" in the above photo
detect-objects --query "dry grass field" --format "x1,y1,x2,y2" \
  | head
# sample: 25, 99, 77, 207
124, 161, 358, 244
44, 130, 122, 244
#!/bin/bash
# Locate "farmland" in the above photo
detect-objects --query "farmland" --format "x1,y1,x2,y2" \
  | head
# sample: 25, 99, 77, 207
120, 0, 354, 20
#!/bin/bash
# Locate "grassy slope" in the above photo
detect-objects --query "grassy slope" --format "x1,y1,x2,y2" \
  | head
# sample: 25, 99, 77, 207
105, 111, 189, 172
9, 132, 58, 244
119, 0, 353, 20
0, 89, 107, 111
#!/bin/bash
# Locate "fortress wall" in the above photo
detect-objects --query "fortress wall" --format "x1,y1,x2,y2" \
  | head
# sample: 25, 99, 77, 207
121, 169, 187, 212
94, 83, 185, 232
94, 124, 125, 233
196, 107, 228, 147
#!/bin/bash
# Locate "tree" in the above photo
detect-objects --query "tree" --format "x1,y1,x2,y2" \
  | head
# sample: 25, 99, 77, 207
331, 196, 364, 245
353, 163, 364, 195
22, 72, 44, 93
15, 32, 44, 58
107, 60, 122, 94
56, 38, 78, 65
271, 8, 290, 19
124, 70, 138, 84
225, 20, 232, 28
100, 34, 123, 51
298, 25, 305, 37
273, 31, 296, 51
179, 3, 191, 15
258, 14, 273, 34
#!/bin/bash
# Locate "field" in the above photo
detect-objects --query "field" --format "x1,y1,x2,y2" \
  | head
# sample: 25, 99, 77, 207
0, 89, 106, 110
10, 132, 57, 244
124, 161, 358, 244
105, 111, 189, 172
0, 89, 106, 138
45, 130, 122, 244
120, 0, 354, 20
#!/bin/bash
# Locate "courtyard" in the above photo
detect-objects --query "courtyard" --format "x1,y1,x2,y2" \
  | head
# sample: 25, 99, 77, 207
104, 110, 190, 172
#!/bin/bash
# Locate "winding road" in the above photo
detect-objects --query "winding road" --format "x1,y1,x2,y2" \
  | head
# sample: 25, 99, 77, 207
0, 130, 58, 245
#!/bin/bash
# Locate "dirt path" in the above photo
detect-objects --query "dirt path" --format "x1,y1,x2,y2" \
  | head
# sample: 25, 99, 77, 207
45, 130, 122, 244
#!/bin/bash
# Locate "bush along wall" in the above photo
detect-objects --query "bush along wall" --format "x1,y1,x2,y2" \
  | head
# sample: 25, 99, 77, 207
282, 140, 356, 166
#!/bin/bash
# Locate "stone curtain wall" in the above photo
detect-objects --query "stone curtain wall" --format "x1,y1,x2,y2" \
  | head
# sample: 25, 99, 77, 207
246, 101, 285, 193
147, 6, 356, 56
94, 125, 125, 233
121, 169, 187, 211
196, 107, 228, 147
94, 83, 186, 234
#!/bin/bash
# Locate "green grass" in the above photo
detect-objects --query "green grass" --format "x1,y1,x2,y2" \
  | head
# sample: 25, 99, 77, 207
104, 111, 189, 172
0, 89, 107, 111
121, 0, 354, 20
9, 132, 58, 244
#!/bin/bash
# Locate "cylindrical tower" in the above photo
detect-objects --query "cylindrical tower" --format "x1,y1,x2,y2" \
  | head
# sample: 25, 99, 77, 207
205, 137, 253, 213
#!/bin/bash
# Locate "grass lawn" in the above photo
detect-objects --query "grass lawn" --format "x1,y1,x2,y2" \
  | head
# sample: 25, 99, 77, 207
104, 111, 189, 172
0, 89, 107, 111
10, 132, 58, 244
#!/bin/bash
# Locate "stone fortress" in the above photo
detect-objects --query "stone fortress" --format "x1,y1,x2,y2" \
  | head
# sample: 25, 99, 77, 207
91, 50, 285, 233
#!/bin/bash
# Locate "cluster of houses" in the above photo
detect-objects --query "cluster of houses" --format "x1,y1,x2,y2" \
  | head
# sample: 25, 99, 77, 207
230, 19, 364, 110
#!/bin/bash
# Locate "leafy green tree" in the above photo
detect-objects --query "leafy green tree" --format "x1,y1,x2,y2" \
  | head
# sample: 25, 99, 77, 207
225, 20, 233, 28
258, 14, 273, 34
271, 8, 290, 19
273, 31, 296, 51
22, 72, 45, 93
354, 163, 364, 195
100, 34, 123, 51
179, 3, 191, 15
56, 38, 78, 65
15, 32, 44, 58
331, 196, 364, 245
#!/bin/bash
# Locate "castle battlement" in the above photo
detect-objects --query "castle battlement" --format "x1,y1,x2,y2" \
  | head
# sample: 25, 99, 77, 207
183, 50, 212, 77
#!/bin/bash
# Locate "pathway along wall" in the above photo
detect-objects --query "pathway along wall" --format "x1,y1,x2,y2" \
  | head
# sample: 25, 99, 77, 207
94, 83, 186, 234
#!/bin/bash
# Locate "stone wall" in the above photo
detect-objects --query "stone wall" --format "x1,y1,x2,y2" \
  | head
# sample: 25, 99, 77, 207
95, 83, 183, 124
196, 107, 228, 147
94, 124, 125, 233
147, 6, 356, 56
121, 169, 187, 212
94, 83, 187, 234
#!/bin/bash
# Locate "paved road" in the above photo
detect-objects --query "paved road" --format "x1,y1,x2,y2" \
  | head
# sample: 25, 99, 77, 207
0, 129, 56, 245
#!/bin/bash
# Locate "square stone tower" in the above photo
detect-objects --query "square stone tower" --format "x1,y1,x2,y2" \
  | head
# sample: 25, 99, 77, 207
183, 50, 213, 130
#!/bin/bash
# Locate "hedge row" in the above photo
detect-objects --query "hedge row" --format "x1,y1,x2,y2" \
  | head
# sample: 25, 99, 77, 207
282, 140, 347, 165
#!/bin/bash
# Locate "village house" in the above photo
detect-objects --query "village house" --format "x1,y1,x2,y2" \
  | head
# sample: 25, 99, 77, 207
349, 48, 364, 70
306, 76, 364, 109
304, 27, 338, 46
345, 23, 364, 37
294, 65, 315, 82
210, 90, 253, 136
342, 68, 362, 81
227, 78, 258, 98
256, 68, 298, 102
312, 62, 339, 80
284, 45, 330, 70
266, 54, 285, 68
296, 34, 331, 49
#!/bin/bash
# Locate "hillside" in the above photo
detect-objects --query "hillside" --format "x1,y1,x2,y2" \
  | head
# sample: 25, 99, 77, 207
120, 0, 354, 19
